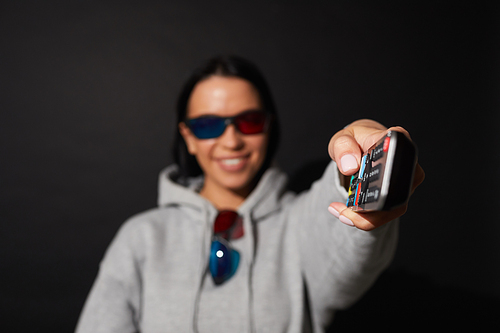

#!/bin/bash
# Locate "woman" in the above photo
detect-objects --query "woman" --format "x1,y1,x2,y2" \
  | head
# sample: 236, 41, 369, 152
76, 55, 424, 332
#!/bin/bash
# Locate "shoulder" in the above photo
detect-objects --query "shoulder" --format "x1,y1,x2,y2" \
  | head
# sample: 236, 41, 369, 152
111, 205, 200, 249
98, 205, 205, 269
120, 205, 197, 234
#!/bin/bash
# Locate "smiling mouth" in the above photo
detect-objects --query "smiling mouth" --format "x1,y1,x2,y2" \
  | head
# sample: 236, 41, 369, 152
221, 158, 244, 165
217, 155, 249, 170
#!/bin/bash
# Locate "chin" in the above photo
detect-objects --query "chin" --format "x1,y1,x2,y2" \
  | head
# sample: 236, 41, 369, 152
220, 172, 258, 193
223, 179, 253, 193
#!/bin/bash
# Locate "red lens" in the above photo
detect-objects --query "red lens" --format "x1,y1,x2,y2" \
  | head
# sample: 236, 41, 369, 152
235, 111, 267, 134
213, 210, 244, 240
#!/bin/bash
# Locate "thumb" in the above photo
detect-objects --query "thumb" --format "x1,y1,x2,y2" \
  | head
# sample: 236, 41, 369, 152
328, 133, 363, 175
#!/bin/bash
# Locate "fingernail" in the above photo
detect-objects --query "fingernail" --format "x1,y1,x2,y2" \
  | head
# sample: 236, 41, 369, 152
340, 154, 358, 173
328, 206, 340, 218
339, 215, 355, 227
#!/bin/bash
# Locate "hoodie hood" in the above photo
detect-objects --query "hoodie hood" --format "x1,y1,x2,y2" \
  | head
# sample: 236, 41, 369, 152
157, 164, 291, 220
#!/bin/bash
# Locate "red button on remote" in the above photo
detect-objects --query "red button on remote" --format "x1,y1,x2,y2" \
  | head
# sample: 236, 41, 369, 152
383, 136, 390, 152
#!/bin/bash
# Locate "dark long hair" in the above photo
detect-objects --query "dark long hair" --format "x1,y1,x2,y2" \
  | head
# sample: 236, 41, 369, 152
172, 55, 280, 182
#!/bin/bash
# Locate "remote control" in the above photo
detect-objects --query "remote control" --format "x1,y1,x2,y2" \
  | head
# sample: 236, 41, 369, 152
346, 130, 418, 212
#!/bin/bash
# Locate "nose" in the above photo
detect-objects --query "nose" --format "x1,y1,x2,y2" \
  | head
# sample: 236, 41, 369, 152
218, 124, 244, 150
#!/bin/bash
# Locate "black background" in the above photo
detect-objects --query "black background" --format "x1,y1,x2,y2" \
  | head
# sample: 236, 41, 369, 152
1, 1, 499, 331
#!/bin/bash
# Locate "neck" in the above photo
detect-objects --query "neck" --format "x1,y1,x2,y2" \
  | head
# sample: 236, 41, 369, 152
200, 182, 254, 211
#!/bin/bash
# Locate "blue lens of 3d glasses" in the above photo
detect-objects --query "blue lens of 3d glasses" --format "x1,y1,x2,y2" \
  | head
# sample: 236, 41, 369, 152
209, 237, 240, 285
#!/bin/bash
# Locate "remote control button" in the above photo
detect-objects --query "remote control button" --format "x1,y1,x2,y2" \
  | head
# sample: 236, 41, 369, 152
383, 136, 390, 152
354, 180, 363, 206
347, 194, 355, 207
371, 142, 385, 161
348, 176, 358, 191
359, 155, 368, 179
360, 165, 370, 201
365, 186, 380, 203
368, 164, 382, 182
346, 175, 357, 207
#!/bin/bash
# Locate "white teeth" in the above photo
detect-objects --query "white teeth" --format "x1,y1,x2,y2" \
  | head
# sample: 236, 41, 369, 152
221, 158, 243, 165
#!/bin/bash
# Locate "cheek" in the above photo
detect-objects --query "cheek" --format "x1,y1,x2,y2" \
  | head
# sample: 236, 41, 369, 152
248, 135, 269, 161
193, 140, 215, 161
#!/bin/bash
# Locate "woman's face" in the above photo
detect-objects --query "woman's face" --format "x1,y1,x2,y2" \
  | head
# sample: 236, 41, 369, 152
179, 76, 269, 197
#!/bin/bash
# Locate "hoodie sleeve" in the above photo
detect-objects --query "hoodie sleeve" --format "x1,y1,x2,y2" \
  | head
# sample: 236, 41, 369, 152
289, 161, 398, 325
75, 220, 143, 333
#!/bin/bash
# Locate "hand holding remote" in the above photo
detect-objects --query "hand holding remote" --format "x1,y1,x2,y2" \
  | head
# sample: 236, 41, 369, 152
327, 119, 425, 231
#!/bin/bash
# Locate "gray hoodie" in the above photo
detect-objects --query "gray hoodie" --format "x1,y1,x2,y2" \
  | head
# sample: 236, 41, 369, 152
75, 161, 398, 333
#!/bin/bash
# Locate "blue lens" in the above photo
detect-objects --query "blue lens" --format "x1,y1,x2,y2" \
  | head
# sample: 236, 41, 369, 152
209, 239, 240, 285
188, 117, 226, 139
